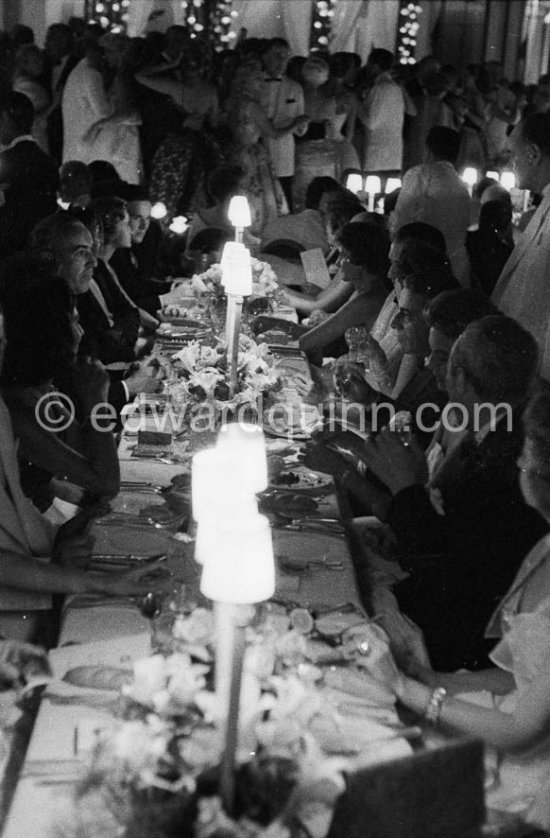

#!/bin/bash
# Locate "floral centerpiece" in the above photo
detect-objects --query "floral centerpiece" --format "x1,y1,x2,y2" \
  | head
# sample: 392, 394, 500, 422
167, 334, 281, 421
191, 258, 286, 315
48, 612, 404, 838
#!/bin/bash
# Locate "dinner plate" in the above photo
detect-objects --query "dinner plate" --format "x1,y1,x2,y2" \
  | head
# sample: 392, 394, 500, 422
262, 404, 322, 440
267, 466, 332, 494
272, 529, 346, 572
259, 492, 319, 516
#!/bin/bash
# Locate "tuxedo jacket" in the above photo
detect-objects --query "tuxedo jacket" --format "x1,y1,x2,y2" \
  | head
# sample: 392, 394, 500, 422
388, 413, 549, 670
0, 141, 58, 259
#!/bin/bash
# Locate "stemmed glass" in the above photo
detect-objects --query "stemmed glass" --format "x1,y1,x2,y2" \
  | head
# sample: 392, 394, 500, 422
344, 326, 369, 366
138, 591, 165, 649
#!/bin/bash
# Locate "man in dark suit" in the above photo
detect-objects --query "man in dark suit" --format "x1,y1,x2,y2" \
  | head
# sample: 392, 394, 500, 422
40, 24, 79, 163
362, 316, 548, 671
0, 92, 58, 259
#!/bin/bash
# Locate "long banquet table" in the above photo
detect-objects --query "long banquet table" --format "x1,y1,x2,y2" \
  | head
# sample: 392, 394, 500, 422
1, 339, 546, 838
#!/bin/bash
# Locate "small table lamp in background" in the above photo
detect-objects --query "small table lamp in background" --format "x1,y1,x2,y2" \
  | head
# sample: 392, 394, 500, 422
500, 171, 516, 191
228, 195, 252, 243
346, 173, 364, 195
364, 175, 381, 213
461, 167, 478, 198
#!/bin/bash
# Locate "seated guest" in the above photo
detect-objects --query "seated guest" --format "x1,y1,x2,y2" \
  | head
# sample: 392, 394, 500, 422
109, 185, 166, 316
0, 91, 58, 259
467, 199, 514, 296
0, 298, 173, 642
391, 126, 471, 286
29, 213, 161, 415
58, 160, 92, 208
298, 221, 389, 364
283, 193, 364, 318
363, 317, 547, 671
362, 225, 454, 400
0, 262, 119, 513
358, 384, 550, 831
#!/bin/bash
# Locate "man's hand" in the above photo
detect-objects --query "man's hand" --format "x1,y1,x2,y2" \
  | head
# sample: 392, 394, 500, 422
54, 533, 95, 569
298, 441, 351, 480
363, 427, 428, 495
0, 641, 50, 688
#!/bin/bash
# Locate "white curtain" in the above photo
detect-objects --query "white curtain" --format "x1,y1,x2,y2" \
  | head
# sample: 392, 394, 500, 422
416, 1, 443, 59
330, 0, 363, 54
127, 0, 184, 37
228, 0, 286, 43
280, 0, 312, 57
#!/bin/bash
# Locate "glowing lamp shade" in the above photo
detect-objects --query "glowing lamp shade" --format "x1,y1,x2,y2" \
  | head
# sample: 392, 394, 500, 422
217, 422, 268, 493
169, 216, 189, 234
486, 170, 499, 181
194, 494, 259, 564
346, 173, 364, 195
500, 171, 516, 191
220, 241, 253, 296
199, 513, 275, 603
461, 167, 478, 188
385, 177, 402, 193
57, 197, 71, 210
151, 202, 168, 220
228, 195, 252, 228
364, 175, 382, 195
192, 448, 237, 522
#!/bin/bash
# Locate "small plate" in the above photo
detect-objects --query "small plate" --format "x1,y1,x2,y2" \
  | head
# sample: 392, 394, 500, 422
268, 466, 332, 494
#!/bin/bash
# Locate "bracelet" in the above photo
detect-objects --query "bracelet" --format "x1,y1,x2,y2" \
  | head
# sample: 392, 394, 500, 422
424, 686, 447, 726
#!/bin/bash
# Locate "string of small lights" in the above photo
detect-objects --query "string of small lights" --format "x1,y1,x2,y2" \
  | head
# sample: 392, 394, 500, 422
85, 0, 131, 32
309, 0, 336, 52
397, 1, 422, 65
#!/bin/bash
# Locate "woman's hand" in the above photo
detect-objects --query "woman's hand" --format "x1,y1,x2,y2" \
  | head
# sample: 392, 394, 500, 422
348, 623, 405, 696
293, 373, 324, 405
363, 427, 428, 495
73, 359, 110, 409
54, 533, 95, 569
96, 565, 178, 599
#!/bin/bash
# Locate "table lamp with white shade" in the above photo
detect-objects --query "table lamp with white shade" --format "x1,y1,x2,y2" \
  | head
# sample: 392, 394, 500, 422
364, 175, 381, 212
345, 173, 364, 195
485, 170, 499, 181
220, 241, 253, 394
228, 195, 252, 243
217, 422, 268, 493
199, 502, 274, 814
461, 167, 478, 197
500, 171, 516, 191
385, 177, 402, 194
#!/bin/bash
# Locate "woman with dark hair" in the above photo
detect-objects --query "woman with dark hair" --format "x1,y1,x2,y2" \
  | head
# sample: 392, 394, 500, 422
298, 221, 389, 363
0, 261, 119, 513
74, 200, 142, 365
467, 199, 514, 296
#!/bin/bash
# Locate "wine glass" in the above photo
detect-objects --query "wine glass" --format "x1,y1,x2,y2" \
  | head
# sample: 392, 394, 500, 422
138, 591, 165, 649
344, 326, 368, 364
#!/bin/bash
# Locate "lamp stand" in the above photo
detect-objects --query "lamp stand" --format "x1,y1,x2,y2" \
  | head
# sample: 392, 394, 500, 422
225, 293, 243, 396
219, 607, 249, 816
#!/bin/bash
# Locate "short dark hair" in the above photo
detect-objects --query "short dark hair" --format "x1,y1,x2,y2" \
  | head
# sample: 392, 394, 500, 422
428, 289, 499, 340
452, 315, 539, 405
0, 91, 34, 134
323, 194, 364, 235
305, 176, 345, 210
520, 112, 550, 157
338, 221, 390, 275
394, 221, 447, 255
426, 126, 461, 163
263, 38, 289, 54
59, 161, 92, 191
478, 199, 512, 233
398, 238, 455, 285
88, 160, 121, 185
369, 48, 393, 71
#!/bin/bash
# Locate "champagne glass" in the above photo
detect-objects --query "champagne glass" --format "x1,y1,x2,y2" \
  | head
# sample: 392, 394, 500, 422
138, 592, 165, 649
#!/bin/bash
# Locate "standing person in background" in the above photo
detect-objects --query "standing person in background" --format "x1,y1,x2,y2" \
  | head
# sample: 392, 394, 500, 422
492, 113, 550, 381
11, 45, 51, 152
260, 38, 309, 213
41, 23, 78, 163
358, 49, 405, 188
0, 92, 58, 260
391, 127, 471, 286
